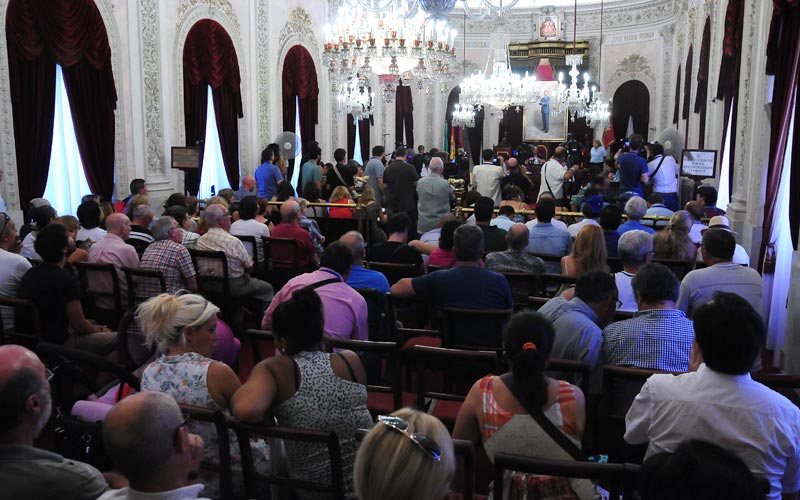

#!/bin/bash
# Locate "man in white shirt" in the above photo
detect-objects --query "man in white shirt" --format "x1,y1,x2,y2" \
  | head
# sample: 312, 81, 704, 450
230, 195, 270, 265
625, 292, 800, 500
614, 229, 653, 312
699, 215, 750, 266
0, 214, 31, 328
537, 147, 578, 203
647, 143, 680, 211
472, 149, 505, 206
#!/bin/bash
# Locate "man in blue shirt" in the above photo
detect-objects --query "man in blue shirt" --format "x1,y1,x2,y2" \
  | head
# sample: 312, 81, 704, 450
299, 145, 323, 196
527, 195, 573, 273
618, 196, 655, 235
254, 147, 283, 199
540, 91, 551, 133
617, 133, 649, 198
340, 231, 390, 294
364, 145, 387, 205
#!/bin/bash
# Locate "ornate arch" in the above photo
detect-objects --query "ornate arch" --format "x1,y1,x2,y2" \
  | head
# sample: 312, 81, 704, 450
0, 0, 126, 210
607, 55, 658, 137
174, 2, 249, 174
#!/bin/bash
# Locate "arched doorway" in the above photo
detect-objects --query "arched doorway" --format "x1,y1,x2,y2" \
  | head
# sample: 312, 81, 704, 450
612, 80, 650, 141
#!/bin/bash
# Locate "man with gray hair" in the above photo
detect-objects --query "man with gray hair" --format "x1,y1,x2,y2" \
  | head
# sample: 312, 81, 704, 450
140, 216, 197, 295
270, 200, 318, 269
0, 345, 109, 499
416, 156, 455, 234
196, 203, 273, 303
339, 231, 390, 294
99, 391, 206, 499
127, 203, 155, 255
617, 196, 655, 235
485, 223, 545, 274
615, 229, 653, 312
391, 224, 513, 347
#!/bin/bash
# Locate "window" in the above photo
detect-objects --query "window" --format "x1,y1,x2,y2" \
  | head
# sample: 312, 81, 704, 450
198, 85, 232, 199
43, 65, 92, 216
288, 96, 302, 191
353, 119, 364, 165
717, 97, 734, 210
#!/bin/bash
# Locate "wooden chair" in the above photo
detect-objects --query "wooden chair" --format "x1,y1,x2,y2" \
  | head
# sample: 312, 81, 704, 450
499, 271, 543, 310
188, 249, 235, 322
264, 236, 305, 289
353, 288, 389, 341
539, 273, 578, 297
122, 267, 166, 308
115, 310, 155, 372
75, 262, 124, 328
652, 258, 695, 280
366, 261, 420, 286
426, 264, 447, 273
316, 217, 360, 245
493, 453, 640, 500
229, 420, 346, 500
234, 234, 259, 267
177, 404, 233, 500
613, 309, 636, 321
527, 296, 550, 310
387, 293, 434, 333
0, 297, 42, 346
441, 307, 513, 351
547, 358, 592, 394
243, 329, 277, 365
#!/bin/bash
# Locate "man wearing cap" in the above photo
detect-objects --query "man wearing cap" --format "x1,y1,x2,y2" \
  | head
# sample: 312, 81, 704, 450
567, 194, 602, 238
699, 216, 749, 266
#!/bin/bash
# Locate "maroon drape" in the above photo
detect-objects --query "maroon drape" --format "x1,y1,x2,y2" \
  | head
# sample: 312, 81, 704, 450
183, 20, 243, 195
611, 80, 650, 141
499, 107, 523, 147
347, 114, 371, 163
717, 0, 745, 198
695, 19, 711, 148
6, 0, 117, 205
683, 45, 694, 144
761, 0, 800, 266
282, 45, 319, 144
395, 84, 414, 147
673, 66, 682, 124
467, 107, 485, 165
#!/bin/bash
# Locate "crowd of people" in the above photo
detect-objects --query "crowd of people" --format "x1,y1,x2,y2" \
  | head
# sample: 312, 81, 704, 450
0, 139, 795, 500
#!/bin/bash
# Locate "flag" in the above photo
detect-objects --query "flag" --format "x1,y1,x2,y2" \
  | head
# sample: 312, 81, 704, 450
450, 126, 456, 160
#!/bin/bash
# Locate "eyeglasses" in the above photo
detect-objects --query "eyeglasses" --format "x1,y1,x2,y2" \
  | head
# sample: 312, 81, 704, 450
173, 415, 190, 445
616, 298, 623, 309
45, 368, 55, 383
378, 415, 442, 461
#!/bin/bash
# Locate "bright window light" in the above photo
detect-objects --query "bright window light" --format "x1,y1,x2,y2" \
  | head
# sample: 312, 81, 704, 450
353, 119, 364, 165
198, 85, 231, 198
43, 65, 92, 216
289, 96, 302, 192
717, 98, 734, 210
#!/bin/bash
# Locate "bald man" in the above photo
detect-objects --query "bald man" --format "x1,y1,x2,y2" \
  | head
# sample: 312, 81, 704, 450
270, 200, 318, 268
99, 392, 206, 500
485, 223, 546, 274
416, 156, 455, 234
88, 213, 140, 308
0, 345, 109, 499
234, 175, 257, 201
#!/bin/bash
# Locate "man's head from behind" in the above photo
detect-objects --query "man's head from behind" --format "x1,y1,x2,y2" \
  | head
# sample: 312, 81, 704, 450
474, 197, 495, 225
617, 230, 653, 268
280, 200, 301, 224
385, 213, 411, 240
684, 201, 704, 222
339, 231, 366, 265
535, 195, 556, 223
0, 345, 51, 444
506, 223, 529, 251
320, 240, 354, 277
631, 263, 679, 306
132, 204, 154, 227
482, 149, 494, 162
453, 224, 483, 262
130, 178, 147, 196
696, 185, 718, 207
693, 292, 765, 375
106, 213, 132, 239
574, 270, 618, 324
624, 196, 647, 221
628, 133, 644, 151
700, 228, 735, 264
103, 391, 200, 488
334, 148, 347, 164
429, 156, 444, 175
35, 223, 69, 263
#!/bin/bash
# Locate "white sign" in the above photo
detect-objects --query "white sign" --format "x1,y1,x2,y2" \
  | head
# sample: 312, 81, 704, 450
681, 149, 717, 178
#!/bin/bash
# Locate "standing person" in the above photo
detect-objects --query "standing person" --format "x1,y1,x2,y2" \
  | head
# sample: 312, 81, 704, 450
299, 145, 323, 196
416, 157, 455, 234
255, 147, 283, 200
472, 149, 505, 207
123, 178, 148, 208
326, 148, 356, 197
540, 91, 551, 133
617, 133, 650, 199
589, 139, 607, 174
383, 146, 420, 232
364, 145, 387, 205
647, 143, 680, 211
538, 147, 578, 203
500, 158, 534, 201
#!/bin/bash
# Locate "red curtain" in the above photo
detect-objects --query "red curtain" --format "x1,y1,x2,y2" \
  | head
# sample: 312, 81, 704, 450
682, 46, 694, 145
347, 115, 371, 163
395, 83, 414, 148
761, 0, 800, 266
717, 0, 745, 198
183, 20, 243, 195
6, 0, 117, 206
673, 66, 682, 124
695, 19, 711, 148
282, 45, 319, 144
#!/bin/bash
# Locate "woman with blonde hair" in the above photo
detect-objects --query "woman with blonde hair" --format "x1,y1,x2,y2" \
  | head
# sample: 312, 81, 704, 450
359, 184, 387, 244
652, 210, 697, 261
124, 194, 149, 220
561, 224, 609, 276
355, 408, 455, 500
329, 185, 355, 218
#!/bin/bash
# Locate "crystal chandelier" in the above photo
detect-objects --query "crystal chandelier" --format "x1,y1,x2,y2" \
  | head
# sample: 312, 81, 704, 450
452, 103, 475, 127
335, 75, 375, 123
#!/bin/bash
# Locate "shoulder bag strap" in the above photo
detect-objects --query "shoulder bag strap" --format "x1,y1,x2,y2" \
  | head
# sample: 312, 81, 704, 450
501, 374, 588, 462
543, 163, 554, 195
302, 277, 340, 291
332, 164, 349, 187
649, 155, 666, 184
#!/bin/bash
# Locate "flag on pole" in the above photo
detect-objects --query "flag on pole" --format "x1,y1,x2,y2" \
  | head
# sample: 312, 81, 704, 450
450, 126, 456, 160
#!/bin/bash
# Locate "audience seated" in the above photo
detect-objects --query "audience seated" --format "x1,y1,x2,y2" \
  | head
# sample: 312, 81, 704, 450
600, 204, 623, 257
18, 224, 116, 353
100, 391, 206, 500
163, 205, 200, 248
270, 200, 319, 269
567, 194, 602, 238
329, 186, 355, 219
603, 263, 693, 371
88, 213, 140, 308
652, 210, 696, 261
126, 204, 154, 255
137, 293, 254, 497
339, 231, 390, 294
369, 212, 423, 268
702, 215, 750, 266
453, 311, 599, 499
0, 213, 31, 327
625, 292, 799, 499
644, 193, 674, 228
0, 345, 109, 499
571, 175, 608, 212
684, 201, 706, 245
474, 196, 508, 252
229, 195, 270, 264
417, 157, 455, 234
491, 205, 517, 232
234, 174, 257, 201
296, 198, 326, 258
526, 192, 568, 232
697, 185, 726, 219
677, 228, 763, 318
197, 203, 274, 306
486, 223, 545, 274
426, 220, 462, 269
638, 439, 767, 500
76, 201, 107, 245
124, 194, 150, 222
263, 241, 368, 341
499, 185, 530, 221
614, 229, 654, 312
140, 216, 198, 295
355, 409, 455, 500
618, 196, 655, 235
391, 224, 513, 347
57, 215, 90, 265
526, 195, 572, 274
22, 204, 57, 260
233, 288, 373, 499
561, 225, 609, 277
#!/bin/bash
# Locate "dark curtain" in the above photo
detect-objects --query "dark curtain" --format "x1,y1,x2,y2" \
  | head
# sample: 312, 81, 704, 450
282, 45, 319, 144
568, 117, 592, 147
6, 0, 117, 206
611, 80, 650, 141
717, 0, 745, 198
347, 115, 371, 163
183, 19, 243, 195
761, 0, 800, 266
683, 45, 694, 144
673, 66, 682, 124
467, 107, 485, 165
499, 107, 523, 147
395, 83, 414, 148
695, 19, 712, 148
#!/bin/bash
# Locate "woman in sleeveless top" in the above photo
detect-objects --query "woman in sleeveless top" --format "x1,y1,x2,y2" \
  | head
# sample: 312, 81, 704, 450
233, 288, 373, 500
454, 312, 599, 500
561, 224, 609, 277
138, 293, 265, 498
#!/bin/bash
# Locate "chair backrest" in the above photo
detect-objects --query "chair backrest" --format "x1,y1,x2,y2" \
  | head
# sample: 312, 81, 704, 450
500, 271, 543, 310
752, 373, 800, 391
244, 329, 277, 365
122, 267, 166, 307
493, 453, 640, 500
441, 307, 513, 351
366, 261, 419, 286
178, 404, 233, 500
75, 262, 124, 325
265, 236, 301, 268
547, 358, 592, 394
651, 258, 695, 280
353, 288, 389, 341
229, 420, 345, 500
528, 252, 564, 264
116, 309, 155, 371
235, 235, 258, 265
316, 217, 360, 245
527, 296, 550, 310
0, 297, 42, 346
540, 273, 577, 297
426, 264, 447, 273
188, 249, 231, 294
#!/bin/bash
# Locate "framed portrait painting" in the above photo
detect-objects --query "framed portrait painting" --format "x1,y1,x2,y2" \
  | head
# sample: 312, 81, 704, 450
523, 81, 567, 142
539, 15, 559, 40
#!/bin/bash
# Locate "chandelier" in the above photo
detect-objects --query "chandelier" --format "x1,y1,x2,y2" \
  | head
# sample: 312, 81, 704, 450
452, 103, 475, 127
335, 75, 375, 123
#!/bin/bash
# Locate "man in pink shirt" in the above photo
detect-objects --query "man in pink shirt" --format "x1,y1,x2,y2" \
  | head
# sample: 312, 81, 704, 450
88, 213, 139, 308
262, 241, 368, 341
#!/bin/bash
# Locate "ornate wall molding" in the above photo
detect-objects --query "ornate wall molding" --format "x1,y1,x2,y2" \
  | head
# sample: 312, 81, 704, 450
257, 0, 271, 151
278, 8, 318, 55
176, 0, 240, 37
659, 24, 675, 133
139, 0, 164, 176
607, 53, 658, 136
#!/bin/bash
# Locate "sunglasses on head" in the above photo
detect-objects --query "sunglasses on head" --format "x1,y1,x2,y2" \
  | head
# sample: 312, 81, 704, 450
378, 415, 442, 461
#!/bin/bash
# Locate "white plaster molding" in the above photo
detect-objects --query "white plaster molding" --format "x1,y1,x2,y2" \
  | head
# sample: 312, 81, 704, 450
139, 0, 165, 177
256, 0, 271, 152
607, 54, 658, 134
659, 24, 675, 133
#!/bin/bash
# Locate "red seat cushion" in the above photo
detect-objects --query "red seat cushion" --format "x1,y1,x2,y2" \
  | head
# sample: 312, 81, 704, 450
367, 391, 417, 417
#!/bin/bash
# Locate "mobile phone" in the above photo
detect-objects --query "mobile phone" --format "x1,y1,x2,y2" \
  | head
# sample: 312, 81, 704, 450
407, 154, 414, 160
624, 141, 630, 147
